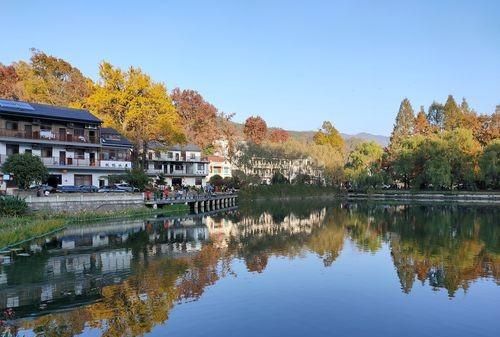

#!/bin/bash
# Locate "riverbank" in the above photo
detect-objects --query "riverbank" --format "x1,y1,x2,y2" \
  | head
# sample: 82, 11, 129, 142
239, 185, 500, 203
0, 204, 189, 250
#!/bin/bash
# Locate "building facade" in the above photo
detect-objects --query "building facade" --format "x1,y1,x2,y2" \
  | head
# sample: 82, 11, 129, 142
146, 142, 209, 187
0, 99, 132, 189
206, 155, 232, 180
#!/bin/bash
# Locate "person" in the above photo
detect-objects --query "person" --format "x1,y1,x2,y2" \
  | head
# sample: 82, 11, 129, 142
37, 188, 42, 197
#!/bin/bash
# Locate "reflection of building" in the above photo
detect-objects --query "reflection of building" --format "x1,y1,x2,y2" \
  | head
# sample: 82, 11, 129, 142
0, 99, 132, 189
239, 156, 324, 184
146, 142, 209, 187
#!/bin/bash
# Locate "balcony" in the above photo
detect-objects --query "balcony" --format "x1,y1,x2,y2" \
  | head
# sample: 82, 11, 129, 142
0, 128, 99, 144
41, 157, 96, 167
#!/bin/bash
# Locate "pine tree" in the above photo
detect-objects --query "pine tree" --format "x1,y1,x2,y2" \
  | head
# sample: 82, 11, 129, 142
443, 95, 463, 130
427, 101, 445, 131
390, 98, 415, 149
414, 105, 430, 135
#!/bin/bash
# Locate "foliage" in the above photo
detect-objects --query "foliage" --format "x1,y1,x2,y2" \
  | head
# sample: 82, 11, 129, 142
345, 141, 384, 189
13, 49, 92, 106
2, 153, 48, 189
232, 169, 261, 187
171, 88, 219, 151
108, 169, 150, 190
84, 62, 185, 166
0, 63, 21, 99
443, 95, 463, 130
313, 121, 344, 153
414, 106, 431, 135
0, 196, 28, 216
209, 174, 224, 187
271, 171, 289, 184
479, 139, 500, 189
389, 98, 415, 151
244, 116, 268, 144
427, 101, 445, 130
268, 128, 290, 143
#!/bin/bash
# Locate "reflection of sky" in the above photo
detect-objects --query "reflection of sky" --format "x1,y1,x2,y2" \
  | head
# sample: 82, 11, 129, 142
152, 240, 500, 337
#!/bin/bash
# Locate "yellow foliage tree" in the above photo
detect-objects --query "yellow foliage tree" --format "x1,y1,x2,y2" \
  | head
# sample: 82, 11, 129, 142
84, 62, 185, 166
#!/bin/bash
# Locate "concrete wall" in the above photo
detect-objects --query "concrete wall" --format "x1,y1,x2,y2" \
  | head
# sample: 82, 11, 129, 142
23, 193, 146, 212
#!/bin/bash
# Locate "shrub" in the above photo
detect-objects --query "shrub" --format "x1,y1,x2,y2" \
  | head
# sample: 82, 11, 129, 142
0, 196, 28, 216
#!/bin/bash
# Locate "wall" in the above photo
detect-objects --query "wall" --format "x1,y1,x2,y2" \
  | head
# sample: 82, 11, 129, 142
23, 193, 146, 212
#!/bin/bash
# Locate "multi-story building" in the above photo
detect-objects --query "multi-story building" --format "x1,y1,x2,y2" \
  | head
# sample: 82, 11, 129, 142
146, 142, 209, 187
0, 99, 132, 189
238, 156, 324, 185
206, 155, 232, 180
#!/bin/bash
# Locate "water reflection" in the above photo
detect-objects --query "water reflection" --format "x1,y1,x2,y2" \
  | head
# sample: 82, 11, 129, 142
0, 202, 498, 336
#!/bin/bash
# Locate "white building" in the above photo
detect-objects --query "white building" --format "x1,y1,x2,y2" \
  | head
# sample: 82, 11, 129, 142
146, 142, 209, 187
206, 155, 232, 180
0, 99, 133, 190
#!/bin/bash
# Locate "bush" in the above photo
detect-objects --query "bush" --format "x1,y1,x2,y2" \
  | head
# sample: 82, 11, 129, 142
0, 196, 28, 216
1, 153, 48, 189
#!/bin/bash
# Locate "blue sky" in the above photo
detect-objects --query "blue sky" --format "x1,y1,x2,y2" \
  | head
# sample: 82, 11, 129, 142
2, 0, 499, 135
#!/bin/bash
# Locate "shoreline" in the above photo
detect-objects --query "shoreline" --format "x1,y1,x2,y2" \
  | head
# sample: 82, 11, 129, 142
240, 191, 500, 204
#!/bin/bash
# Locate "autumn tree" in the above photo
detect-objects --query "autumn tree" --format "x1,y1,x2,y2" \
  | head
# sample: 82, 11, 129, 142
313, 121, 344, 153
268, 128, 290, 143
244, 116, 268, 144
414, 106, 431, 135
171, 88, 219, 151
84, 62, 185, 167
389, 98, 415, 150
0, 64, 21, 100
14, 49, 92, 106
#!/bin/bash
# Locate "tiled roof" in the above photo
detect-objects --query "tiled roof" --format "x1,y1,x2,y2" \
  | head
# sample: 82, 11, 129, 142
100, 127, 133, 148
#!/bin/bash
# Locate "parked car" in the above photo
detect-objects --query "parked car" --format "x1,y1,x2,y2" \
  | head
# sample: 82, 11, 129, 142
56, 185, 81, 193
114, 183, 139, 192
79, 185, 99, 193
98, 185, 126, 193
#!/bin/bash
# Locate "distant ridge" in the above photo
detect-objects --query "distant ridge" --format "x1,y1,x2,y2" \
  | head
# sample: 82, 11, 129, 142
232, 122, 389, 147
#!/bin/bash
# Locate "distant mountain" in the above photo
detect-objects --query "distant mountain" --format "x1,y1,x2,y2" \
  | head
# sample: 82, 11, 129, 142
232, 122, 390, 147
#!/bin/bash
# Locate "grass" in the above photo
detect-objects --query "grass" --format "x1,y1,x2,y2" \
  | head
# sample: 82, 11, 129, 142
0, 204, 189, 250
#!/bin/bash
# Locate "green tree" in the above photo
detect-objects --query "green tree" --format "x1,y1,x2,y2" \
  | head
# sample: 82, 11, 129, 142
444, 128, 481, 189
389, 98, 415, 150
443, 95, 463, 130
84, 62, 185, 167
209, 174, 224, 187
271, 171, 288, 185
427, 101, 445, 131
2, 153, 48, 189
479, 139, 500, 189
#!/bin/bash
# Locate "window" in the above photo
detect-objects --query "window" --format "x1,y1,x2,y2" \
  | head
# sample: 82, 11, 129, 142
198, 163, 205, 171
41, 147, 52, 158
75, 149, 85, 159
6, 144, 19, 155
25, 149, 32, 155
175, 164, 183, 171
154, 163, 162, 170
190, 152, 196, 160
167, 152, 173, 159
223, 167, 230, 174
74, 128, 84, 137
195, 178, 202, 186
5, 121, 18, 130
155, 151, 160, 159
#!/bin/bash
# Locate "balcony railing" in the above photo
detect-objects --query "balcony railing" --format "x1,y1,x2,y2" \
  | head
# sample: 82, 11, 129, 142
0, 128, 99, 144
42, 157, 95, 167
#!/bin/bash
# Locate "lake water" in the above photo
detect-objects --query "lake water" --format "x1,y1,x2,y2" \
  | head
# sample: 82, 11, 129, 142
0, 201, 498, 337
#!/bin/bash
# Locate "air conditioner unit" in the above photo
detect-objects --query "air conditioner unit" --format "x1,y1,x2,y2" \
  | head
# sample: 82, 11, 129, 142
85, 124, 98, 129
32, 119, 41, 125
68, 122, 75, 127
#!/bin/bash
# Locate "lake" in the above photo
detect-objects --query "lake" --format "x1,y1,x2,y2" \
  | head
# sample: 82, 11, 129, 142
0, 201, 498, 337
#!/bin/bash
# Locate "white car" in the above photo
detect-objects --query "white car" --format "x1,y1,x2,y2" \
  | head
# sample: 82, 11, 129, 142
114, 183, 139, 192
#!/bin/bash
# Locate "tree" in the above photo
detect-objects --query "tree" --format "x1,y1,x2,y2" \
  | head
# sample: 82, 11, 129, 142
444, 128, 481, 189
244, 116, 268, 144
0, 64, 21, 100
389, 98, 415, 150
14, 49, 92, 106
2, 153, 48, 189
209, 174, 224, 187
443, 95, 463, 130
271, 171, 288, 184
427, 101, 445, 131
268, 128, 290, 143
479, 139, 499, 189
345, 141, 384, 189
84, 62, 185, 167
414, 106, 431, 135
313, 121, 344, 153
171, 88, 219, 151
